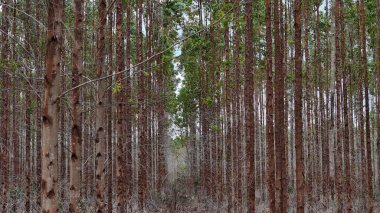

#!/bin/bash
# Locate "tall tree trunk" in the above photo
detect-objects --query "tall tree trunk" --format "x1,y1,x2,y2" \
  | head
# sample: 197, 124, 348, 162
11, 2, 19, 209
376, 0, 380, 193
137, 0, 147, 209
223, 6, 233, 209
125, 0, 133, 203
1, 0, 10, 211
106, 1, 114, 212
42, 0, 64, 212
360, 0, 374, 211
323, 0, 332, 202
95, 0, 107, 211
116, 0, 127, 211
59, 0, 67, 200
156, 2, 166, 193
25, 0, 31, 211
265, 0, 275, 211
304, 0, 313, 207
356, 0, 367, 202
244, 0, 255, 212
339, 0, 352, 210
232, 1, 242, 208
334, 0, 343, 211
274, 0, 287, 211
69, 0, 83, 212
35, 0, 43, 208
294, 0, 304, 211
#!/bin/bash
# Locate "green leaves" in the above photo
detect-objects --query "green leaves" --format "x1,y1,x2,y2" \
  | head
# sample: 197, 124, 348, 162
112, 83, 121, 94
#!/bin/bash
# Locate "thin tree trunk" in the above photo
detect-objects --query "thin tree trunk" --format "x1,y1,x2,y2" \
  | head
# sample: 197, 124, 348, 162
274, 0, 287, 211
1, 0, 10, 211
223, 8, 233, 210
122, 0, 132, 205
265, 0, 275, 211
323, 0, 331, 202
303, 0, 313, 208
360, 0, 374, 211
106, 1, 114, 212
116, 0, 127, 211
137, 0, 147, 209
35, 0, 43, 208
244, 0, 255, 211
69, 0, 83, 212
356, 0, 367, 202
334, 0, 343, 211
24, 0, 31, 211
95, 0, 107, 211
339, 0, 352, 210
294, 0, 304, 211
376, 0, 380, 193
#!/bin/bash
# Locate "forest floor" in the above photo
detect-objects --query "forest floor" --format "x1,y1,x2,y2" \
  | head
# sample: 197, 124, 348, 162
6, 186, 380, 212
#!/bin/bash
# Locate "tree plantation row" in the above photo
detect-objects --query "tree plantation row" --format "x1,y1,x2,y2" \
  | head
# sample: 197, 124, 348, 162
0, 0, 379, 212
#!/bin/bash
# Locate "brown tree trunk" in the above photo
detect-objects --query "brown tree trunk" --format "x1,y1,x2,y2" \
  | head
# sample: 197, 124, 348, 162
11, 2, 19, 206
356, 0, 367, 203
95, 0, 107, 211
360, 0, 374, 211
265, 0, 275, 211
303, 0, 313, 207
145, 0, 153, 193
232, 1, 242, 208
334, 0, 343, 211
274, 0, 287, 211
223, 7, 233, 210
69, 0, 83, 212
244, 0, 255, 212
137, 0, 147, 209
376, 0, 380, 193
35, 0, 43, 208
24, 0, 31, 211
116, 0, 127, 211
155, 2, 166, 194
323, 0, 331, 202
59, 0, 67, 200
339, 0, 352, 210
294, 0, 304, 211
106, 1, 113, 212
125, 0, 133, 203
1, 0, 10, 211
42, 0, 64, 212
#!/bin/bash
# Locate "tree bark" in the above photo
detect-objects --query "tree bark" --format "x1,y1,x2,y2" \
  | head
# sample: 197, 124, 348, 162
360, 0, 374, 211
24, 0, 31, 211
42, 0, 64, 212
294, 0, 304, 211
274, 0, 287, 211
95, 0, 107, 211
116, 0, 127, 211
376, 0, 380, 194
339, 0, 352, 210
244, 0, 255, 212
265, 0, 275, 211
125, 0, 133, 203
1, 0, 10, 211
232, 1, 242, 208
137, 0, 147, 209
69, 0, 83, 212
106, 1, 113, 212
334, 0, 343, 211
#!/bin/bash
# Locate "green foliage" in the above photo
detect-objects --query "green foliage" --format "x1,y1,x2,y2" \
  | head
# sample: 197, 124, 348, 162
211, 124, 221, 133
112, 83, 121, 94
